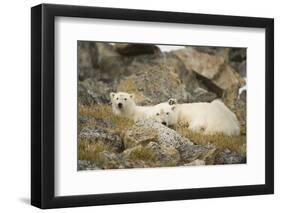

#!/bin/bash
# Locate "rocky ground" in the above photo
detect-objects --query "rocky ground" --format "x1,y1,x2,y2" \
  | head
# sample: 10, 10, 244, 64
77, 42, 247, 170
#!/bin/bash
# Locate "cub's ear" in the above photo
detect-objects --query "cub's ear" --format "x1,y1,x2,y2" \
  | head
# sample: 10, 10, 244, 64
129, 93, 135, 99
110, 92, 116, 100
168, 98, 177, 105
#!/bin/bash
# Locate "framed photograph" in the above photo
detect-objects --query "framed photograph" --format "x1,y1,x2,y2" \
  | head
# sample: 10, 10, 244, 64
31, 4, 274, 209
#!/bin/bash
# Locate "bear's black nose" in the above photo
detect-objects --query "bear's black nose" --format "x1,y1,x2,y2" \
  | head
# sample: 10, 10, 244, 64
118, 103, 123, 108
162, 122, 167, 126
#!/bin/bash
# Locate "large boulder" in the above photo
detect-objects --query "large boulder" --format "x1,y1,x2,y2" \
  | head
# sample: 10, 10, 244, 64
78, 41, 128, 83
124, 120, 245, 165
124, 120, 193, 150
172, 47, 245, 97
117, 65, 190, 105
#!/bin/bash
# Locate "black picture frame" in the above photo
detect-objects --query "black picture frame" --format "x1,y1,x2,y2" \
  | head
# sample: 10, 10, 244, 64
31, 3, 274, 209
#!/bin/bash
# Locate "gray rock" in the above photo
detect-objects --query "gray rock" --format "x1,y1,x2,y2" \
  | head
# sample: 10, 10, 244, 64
146, 142, 180, 166
79, 126, 124, 152
78, 41, 95, 81
191, 87, 217, 103
230, 60, 246, 77
78, 160, 100, 170
78, 78, 111, 105
124, 120, 193, 150
229, 48, 246, 62
215, 149, 246, 164
98, 151, 148, 169
97, 151, 124, 169
177, 143, 217, 164
123, 125, 158, 149
117, 64, 190, 105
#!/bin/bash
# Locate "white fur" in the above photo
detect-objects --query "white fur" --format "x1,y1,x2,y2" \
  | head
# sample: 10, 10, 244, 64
156, 99, 240, 136
110, 92, 165, 122
152, 104, 177, 126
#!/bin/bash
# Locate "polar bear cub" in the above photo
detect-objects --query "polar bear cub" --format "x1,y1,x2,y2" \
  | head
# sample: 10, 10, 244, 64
110, 92, 167, 122
152, 104, 177, 127
154, 99, 240, 136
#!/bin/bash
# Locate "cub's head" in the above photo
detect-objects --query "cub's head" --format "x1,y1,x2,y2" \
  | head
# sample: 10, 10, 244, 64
153, 104, 177, 127
168, 98, 177, 106
110, 92, 135, 111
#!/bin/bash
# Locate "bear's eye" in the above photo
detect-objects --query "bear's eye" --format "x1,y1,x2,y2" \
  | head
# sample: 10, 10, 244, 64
124, 98, 127, 101
116, 98, 119, 100
166, 112, 169, 115
156, 113, 160, 116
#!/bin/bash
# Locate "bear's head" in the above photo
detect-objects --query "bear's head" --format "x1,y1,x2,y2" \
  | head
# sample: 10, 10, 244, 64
153, 103, 177, 127
110, 92, 136, 112
168, 98, 177, 106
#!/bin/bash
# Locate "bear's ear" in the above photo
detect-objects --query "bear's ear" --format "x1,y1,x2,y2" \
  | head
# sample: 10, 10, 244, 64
129, 93, 135, 99
168, 98, 177, 105
110, 92, 116, 100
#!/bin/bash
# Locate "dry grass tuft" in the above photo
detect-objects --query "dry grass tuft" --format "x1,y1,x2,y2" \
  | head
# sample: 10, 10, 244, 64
124, 147, 157, 162
175, 126, 246, 157
79, 104, 134, 133
78, 139, 110, 164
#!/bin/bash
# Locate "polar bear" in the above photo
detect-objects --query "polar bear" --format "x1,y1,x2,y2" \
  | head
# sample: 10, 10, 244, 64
152, 104, 177, 127
154, 98, 240, 136
110, 92, 167, 122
